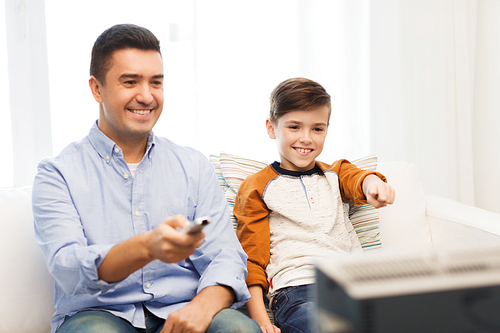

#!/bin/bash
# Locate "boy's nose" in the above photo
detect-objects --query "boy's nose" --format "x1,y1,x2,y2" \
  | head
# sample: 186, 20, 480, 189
299, 132, 312, 144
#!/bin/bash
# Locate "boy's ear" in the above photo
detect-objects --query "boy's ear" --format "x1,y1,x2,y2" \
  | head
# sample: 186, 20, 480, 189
89, 76, 103, 103
266, 118, 276, 139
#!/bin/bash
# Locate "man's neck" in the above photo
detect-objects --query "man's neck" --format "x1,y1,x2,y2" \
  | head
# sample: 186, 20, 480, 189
122, 145, 147, 163
96, 122, 150, 163
119, 136, 149, 163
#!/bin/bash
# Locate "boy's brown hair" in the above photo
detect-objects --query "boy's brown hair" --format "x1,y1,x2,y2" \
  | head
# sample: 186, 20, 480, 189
269, 77, 331, 123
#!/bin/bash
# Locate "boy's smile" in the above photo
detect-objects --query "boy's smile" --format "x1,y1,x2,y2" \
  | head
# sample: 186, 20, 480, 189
267, 106, 330, 172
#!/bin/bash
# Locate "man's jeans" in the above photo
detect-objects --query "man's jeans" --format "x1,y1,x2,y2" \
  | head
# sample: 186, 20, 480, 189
271, 284, 314, 333
56, 307, 260, 333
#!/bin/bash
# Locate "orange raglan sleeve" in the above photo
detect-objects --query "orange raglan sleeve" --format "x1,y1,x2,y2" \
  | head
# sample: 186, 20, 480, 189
234, 166, 276, 292
324, 159, 387, 205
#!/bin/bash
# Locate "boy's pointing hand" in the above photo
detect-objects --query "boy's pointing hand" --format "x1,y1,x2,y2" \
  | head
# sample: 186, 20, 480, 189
362, 175, 395, 208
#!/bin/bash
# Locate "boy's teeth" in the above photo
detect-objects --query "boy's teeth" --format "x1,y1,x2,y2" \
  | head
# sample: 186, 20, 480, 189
297, 148, 312, 153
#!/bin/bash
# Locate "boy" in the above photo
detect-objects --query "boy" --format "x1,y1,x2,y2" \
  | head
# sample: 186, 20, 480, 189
234, 78, 395, 333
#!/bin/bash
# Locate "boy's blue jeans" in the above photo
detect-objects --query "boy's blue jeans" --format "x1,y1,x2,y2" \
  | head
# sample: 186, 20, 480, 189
56, 306, 260, 333
271, 284, 314, 333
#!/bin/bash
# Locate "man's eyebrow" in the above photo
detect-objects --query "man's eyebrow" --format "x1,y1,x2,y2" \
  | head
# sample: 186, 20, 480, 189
118, 73, 164, 80
119, 73, 141, 80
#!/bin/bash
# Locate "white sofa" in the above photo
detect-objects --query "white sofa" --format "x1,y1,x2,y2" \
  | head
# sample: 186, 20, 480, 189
2, 160, 500, 333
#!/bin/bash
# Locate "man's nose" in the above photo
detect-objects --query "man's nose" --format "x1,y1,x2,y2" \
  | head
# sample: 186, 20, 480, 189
136, 83, 154, 105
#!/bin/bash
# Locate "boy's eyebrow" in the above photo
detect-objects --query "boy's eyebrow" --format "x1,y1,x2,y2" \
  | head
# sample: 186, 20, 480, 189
284, 119, 328, 126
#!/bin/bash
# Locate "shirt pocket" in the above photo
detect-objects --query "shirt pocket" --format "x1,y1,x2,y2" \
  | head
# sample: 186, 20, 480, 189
161, 205, 196, 224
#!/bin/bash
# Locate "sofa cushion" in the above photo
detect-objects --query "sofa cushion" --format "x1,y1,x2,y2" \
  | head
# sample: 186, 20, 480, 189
209, 152, 381, 251
376, 161, 432, 250
0, 187, 54, 333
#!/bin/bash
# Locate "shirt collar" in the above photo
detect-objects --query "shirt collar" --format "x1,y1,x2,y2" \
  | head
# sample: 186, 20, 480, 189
88, 121, 156, 163
271, 161, 322, 177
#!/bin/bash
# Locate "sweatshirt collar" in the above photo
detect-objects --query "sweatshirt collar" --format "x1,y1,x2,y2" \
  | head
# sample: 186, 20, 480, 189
270, 161, 322, 177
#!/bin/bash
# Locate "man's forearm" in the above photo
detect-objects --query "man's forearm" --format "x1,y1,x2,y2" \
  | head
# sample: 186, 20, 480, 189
98, 216, 204, 283
98, 232, 153, 283
193, 285, 235, 313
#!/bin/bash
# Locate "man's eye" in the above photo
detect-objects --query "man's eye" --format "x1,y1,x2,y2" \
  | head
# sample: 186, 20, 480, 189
152, 81, 163, 86
124, 80, 136, 85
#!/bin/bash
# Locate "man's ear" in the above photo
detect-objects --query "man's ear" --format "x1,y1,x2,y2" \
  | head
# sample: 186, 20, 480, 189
89, 76, 103, 103
266, 118, 276, 139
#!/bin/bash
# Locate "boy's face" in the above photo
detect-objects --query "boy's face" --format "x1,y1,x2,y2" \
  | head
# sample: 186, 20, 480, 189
267, 106, 329, 172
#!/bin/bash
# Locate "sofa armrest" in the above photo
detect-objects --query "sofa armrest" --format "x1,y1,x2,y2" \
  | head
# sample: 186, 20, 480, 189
425, 194, 500, 247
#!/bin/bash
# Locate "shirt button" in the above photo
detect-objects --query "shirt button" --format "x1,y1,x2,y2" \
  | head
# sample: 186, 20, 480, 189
135, 210, 140, 217
114, 147, 120, 153
106, 155, 110, 161
123, 173, 129, 179
146, 282, 151, 288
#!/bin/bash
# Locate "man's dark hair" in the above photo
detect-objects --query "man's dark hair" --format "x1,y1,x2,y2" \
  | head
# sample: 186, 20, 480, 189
270, 78, 331, 123
90, 24, 161, 84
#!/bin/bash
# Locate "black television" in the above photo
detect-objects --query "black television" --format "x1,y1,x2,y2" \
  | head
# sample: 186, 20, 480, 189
313, 245, 500, 333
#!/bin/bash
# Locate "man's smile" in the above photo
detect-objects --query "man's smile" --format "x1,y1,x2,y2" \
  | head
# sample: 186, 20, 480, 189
129, 109, 153, 115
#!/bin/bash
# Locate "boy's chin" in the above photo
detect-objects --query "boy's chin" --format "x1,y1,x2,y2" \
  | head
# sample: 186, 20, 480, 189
284, 160, 316, 172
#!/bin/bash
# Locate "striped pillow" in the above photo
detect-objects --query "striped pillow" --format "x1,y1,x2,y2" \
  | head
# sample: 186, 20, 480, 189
349, 154, 382, 251
209, 153, 268, 229
209, 152, 381, 251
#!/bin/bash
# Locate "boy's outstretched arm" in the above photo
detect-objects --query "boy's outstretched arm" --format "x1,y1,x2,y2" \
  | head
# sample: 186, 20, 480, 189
362, 175, 395, 208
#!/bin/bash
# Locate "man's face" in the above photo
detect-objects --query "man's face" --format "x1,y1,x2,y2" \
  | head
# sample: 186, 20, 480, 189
91, 48, 164, 145
266, 106, 329, 172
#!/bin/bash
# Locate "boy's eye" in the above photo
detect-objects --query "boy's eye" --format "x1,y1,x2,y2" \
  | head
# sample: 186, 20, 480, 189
288, 126, 299, 130
314, 127, 325, 132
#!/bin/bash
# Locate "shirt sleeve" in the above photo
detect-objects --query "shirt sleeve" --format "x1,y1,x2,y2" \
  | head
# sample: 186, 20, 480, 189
32, 158, 115, 296
329, 159, 387, 205
187, 155, 251, 308
234, 168, 273, 292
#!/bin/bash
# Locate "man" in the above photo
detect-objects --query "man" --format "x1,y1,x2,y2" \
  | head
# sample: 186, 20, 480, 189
33, 24, 260, 333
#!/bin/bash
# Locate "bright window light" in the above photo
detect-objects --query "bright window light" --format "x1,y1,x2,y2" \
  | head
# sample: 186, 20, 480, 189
0, 0, 14, 188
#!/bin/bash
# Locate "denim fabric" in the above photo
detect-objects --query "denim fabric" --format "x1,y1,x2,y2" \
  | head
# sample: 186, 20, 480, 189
56, 308, 260, 333
271, 284, 314, 333
56, 310, 153, 333
207, 308, 261, 333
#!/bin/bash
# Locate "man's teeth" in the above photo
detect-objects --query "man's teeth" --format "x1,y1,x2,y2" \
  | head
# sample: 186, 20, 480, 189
131, 109, 151, 115
296, 148, 312, 153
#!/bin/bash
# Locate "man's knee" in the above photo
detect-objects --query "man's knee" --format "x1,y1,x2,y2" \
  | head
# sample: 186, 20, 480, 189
207, 308, 261, 333
57, 310, 137, 333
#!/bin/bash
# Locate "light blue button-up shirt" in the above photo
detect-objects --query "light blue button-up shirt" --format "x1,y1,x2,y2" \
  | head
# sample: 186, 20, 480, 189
33, 122, 250, 332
